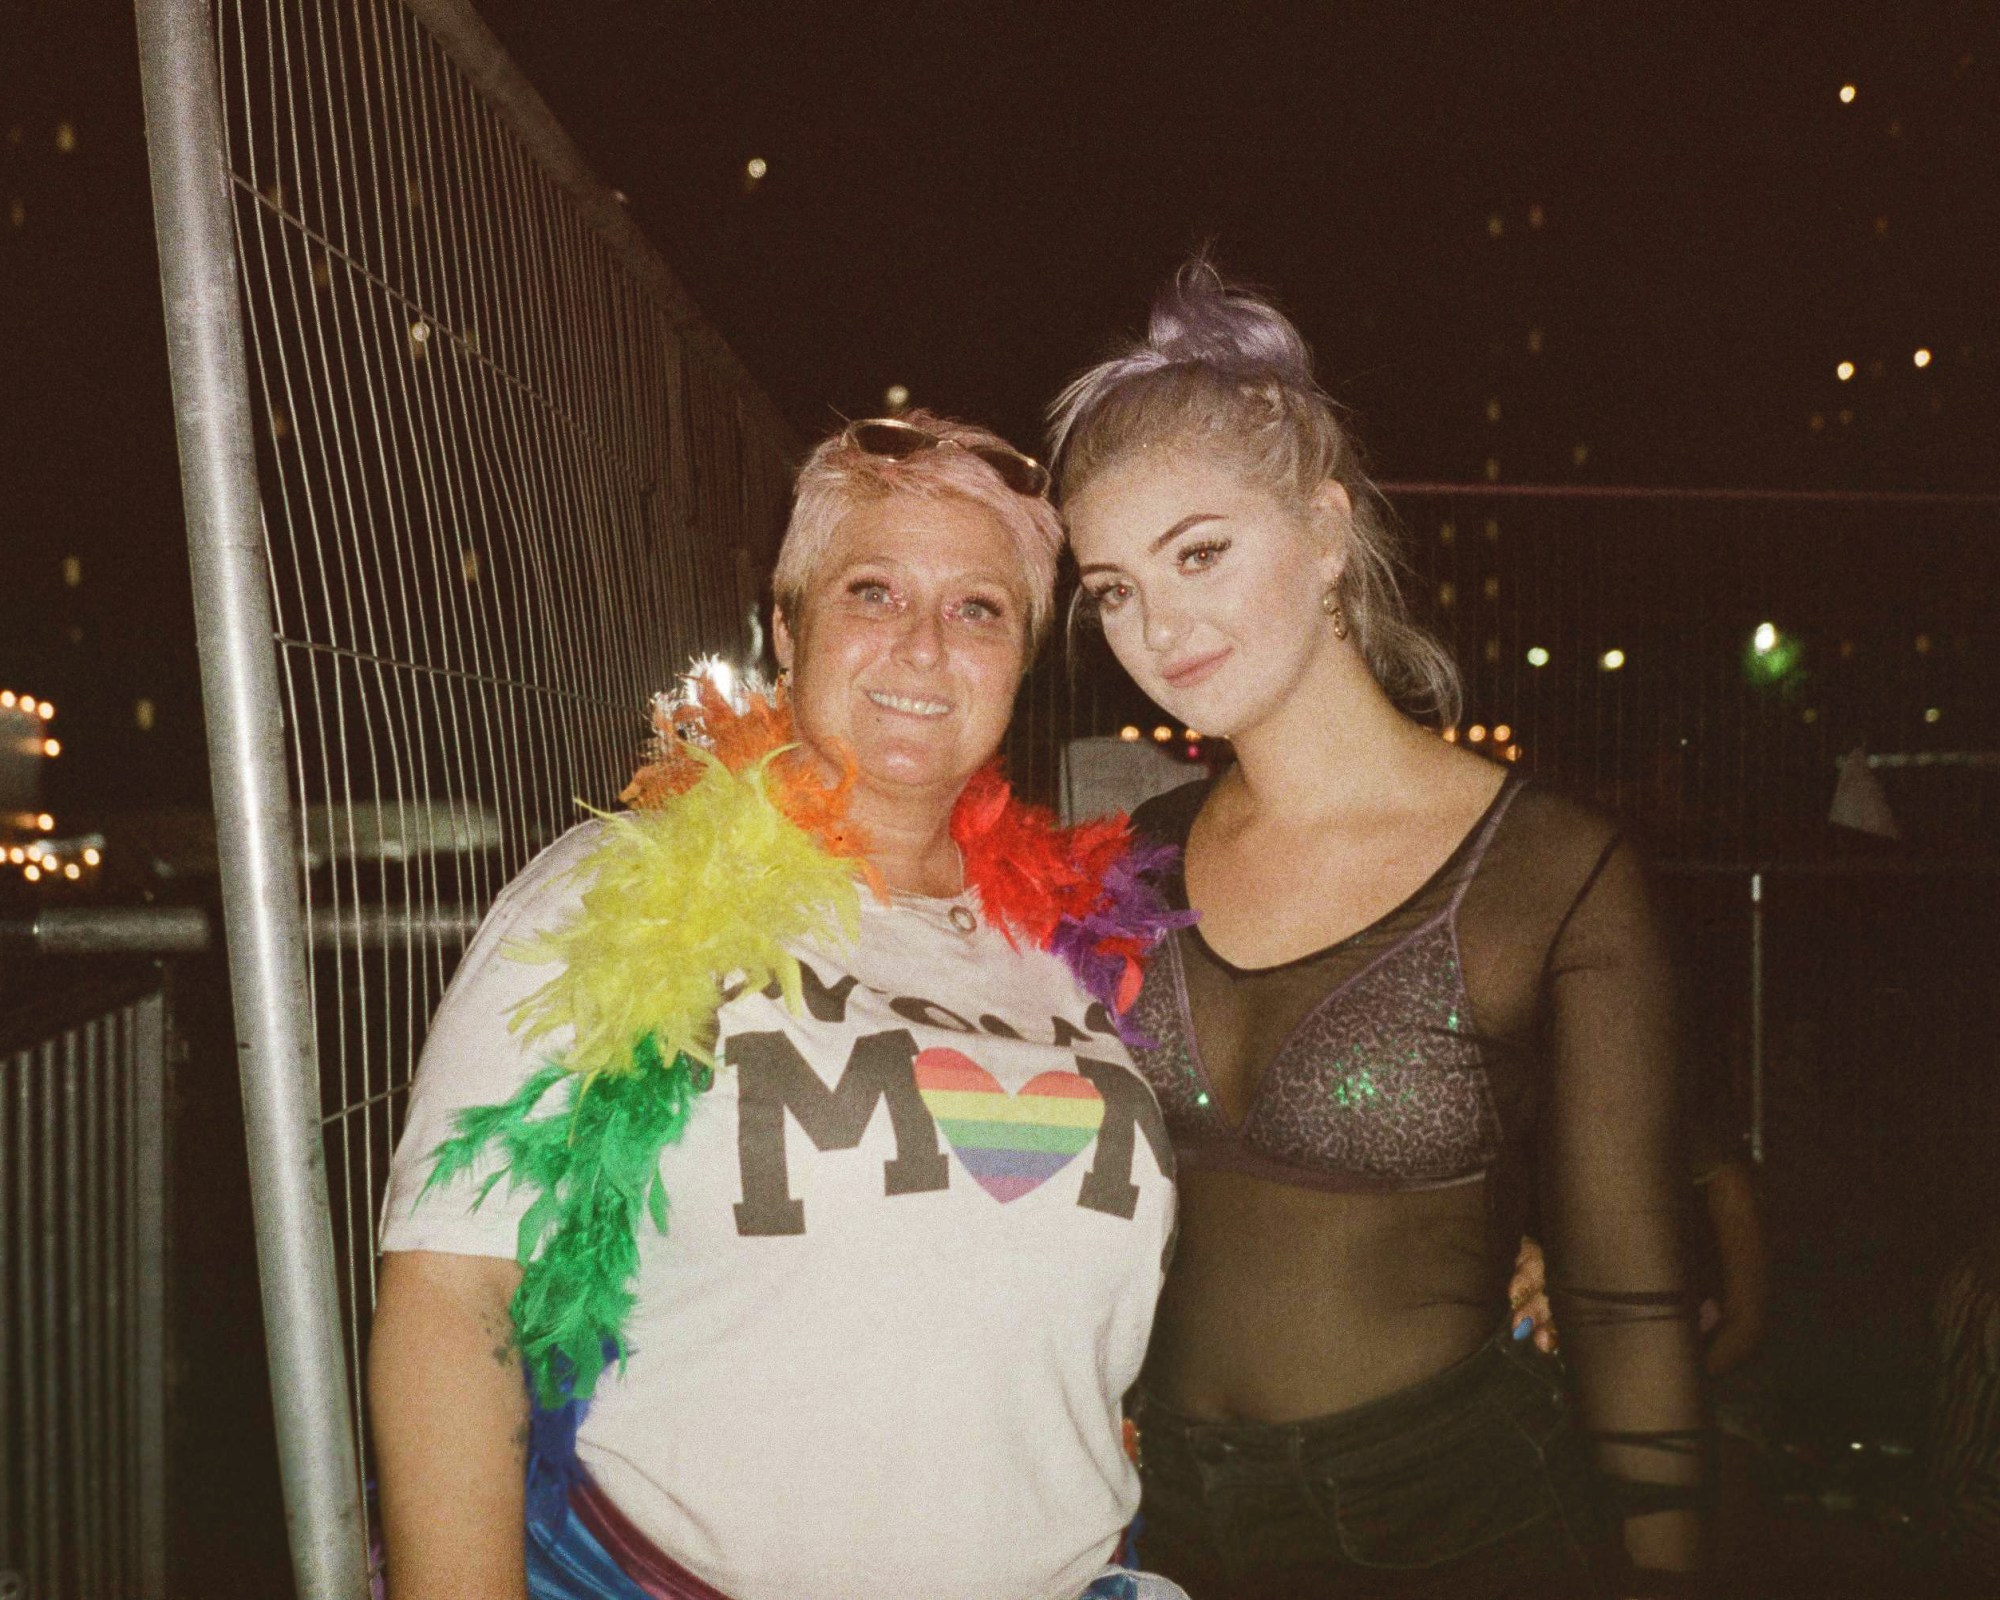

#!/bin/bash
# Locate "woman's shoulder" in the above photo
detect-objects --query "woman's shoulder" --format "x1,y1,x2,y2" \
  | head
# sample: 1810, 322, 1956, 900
1129, 776, 1213, 847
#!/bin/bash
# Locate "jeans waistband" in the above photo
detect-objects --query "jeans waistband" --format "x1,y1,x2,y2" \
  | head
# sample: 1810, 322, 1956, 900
1137, 1329, 1552, 1471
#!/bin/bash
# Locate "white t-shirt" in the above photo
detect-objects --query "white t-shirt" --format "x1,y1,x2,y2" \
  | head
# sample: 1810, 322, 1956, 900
382, 822, 1177, 1600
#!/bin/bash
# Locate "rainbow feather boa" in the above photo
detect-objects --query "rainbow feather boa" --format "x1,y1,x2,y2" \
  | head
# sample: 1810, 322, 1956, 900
425, 669, 1189, 1409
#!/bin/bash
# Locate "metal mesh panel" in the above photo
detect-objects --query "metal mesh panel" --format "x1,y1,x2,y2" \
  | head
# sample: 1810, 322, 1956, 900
0, 989, 169, 1600
208, 0, 794, 1487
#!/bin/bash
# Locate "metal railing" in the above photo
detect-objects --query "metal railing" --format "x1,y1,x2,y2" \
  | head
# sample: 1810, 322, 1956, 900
0, 981, 168, 1600
136, 0, 796, 1592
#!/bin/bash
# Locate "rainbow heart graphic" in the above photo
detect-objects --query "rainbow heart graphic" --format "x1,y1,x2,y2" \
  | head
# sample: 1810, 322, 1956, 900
913, 1047, 1105, 1203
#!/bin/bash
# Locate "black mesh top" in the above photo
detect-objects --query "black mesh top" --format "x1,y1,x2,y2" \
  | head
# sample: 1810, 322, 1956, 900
1129, 773, 1706, 1559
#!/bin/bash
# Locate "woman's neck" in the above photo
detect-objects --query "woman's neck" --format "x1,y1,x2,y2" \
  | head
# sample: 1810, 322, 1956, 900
846, 777, 965, 897
1221, 645, 1442, 825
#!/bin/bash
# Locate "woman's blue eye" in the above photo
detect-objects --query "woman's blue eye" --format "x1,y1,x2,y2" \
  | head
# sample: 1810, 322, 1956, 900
849, 580, 894, 605
954, 596, 1005, 623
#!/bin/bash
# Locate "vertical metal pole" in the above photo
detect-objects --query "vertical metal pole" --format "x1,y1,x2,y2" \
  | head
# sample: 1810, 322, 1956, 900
133, 3, 368, 1594
1748, 871, 1766, 1167
132, 994, 170, 1600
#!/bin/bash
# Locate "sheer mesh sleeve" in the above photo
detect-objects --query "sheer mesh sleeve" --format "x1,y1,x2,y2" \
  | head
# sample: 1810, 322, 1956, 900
1540, 833, 1709, 1575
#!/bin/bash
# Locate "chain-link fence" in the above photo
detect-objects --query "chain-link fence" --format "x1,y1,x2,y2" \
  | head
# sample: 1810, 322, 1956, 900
138, 0, 794, 1591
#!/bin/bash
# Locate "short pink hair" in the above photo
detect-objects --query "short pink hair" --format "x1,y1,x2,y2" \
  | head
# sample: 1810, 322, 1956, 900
773, 409, 1064, 653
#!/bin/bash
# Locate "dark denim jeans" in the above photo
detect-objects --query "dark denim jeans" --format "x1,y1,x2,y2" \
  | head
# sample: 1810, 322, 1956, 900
1134, 1333, 1614, 1599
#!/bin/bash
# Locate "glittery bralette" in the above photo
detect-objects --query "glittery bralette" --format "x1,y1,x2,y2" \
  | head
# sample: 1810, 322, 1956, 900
1124, 777, 1523, 1193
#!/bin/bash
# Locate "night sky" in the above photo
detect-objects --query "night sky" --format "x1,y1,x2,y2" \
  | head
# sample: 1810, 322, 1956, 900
3, 0, 1997, 818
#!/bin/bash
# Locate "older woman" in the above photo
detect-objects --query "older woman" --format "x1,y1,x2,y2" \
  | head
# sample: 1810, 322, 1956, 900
369, 412, 1189, 1600
1053, 264, 1706, 1597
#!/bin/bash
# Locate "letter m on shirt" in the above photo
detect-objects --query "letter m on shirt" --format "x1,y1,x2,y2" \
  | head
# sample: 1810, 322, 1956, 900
731, 1029, 950, 1236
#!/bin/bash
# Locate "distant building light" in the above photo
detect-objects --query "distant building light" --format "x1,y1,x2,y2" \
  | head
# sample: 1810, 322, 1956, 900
1600, 649, 1627, 671
1839, 83, 1857, 104
135, 698, 156, 731
1468, 724, 1488, 743
1437, 581, 1457, 608
1803, 708, 1819, 724
1118, 725, 1141, 742
1487, 213, 1504, 238
1914, 347, 1932, 368
746, 157, 768, 180
1526, 646, 1550, 667
1915, 633, 1933, 655
1528, 203, 1546, 229
83, 847, 101, 866
884, 383, 910, 412
1151, 726, 1172, 743
62, 556, 82, 587
1493, 724, 1513, 744
1527, 327, 1545, 355
1836, 361, 1855, 382
55, 121, 77, 153
1925, 707, 1942, 724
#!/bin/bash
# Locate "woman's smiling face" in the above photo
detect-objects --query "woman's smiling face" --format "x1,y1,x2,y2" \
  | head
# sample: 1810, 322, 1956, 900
775, 490, 1030, 797
1067, 450, 1344, 738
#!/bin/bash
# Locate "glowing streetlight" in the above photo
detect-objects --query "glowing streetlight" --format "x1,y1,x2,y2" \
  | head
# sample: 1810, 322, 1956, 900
745, 157, 768, 180
1914, 348, 1932, 368
1836, 361, 1855, 382
83, 847, 101, 866
36, 813, 52, 830
1925, 707, 1942, 724
1753, 622, 1779, 654
1526, 646, 1550, 667
884, 383, 910, 411
1599, 649, 1627, 672
42, 739, 61, 757
1839, 84, 1857, 104
24, 864, 41, 883
63, 863, 80, 881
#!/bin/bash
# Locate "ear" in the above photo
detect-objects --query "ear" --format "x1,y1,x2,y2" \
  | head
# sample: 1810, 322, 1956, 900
1310, 479, 1354, 587
772, 605, 796, 672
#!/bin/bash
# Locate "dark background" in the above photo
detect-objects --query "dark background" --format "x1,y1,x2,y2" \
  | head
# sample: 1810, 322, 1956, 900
4, 0, 1997, 823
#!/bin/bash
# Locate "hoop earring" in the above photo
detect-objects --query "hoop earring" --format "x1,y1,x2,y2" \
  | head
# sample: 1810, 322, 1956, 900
1322, 587, 1349, 640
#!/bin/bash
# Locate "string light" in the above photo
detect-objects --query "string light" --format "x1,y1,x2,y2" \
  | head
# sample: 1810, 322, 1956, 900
1467, 724, 1488, 743
24, 864, 40, 883
1913, 348, 1932, 368
42, 739, 61, 757
1118, 726, 1140, 742
1839, 84, 1857, 103
1151, 726, 1172, 743
82, 847, 101, 866
1493, 724, 1513, 744
745, 157, 768, 180
36, 813, 52, 831
1836, 361, 1855, 382
63, 863, 80, 881
0, 691, 13, 708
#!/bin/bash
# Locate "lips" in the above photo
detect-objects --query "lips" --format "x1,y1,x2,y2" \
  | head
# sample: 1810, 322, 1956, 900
1160, 647, 1231, 690
866, 689, 952, 718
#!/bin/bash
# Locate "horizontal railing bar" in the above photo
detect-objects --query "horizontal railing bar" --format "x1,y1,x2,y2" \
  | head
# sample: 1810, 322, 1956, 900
2, 906, 481, 955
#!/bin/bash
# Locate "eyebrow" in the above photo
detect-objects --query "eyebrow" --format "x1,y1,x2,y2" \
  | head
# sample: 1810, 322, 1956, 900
1076, 512, 1225, 577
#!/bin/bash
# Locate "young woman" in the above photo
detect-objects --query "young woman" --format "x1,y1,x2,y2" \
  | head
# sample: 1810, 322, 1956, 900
1051, 264, 1706, 1597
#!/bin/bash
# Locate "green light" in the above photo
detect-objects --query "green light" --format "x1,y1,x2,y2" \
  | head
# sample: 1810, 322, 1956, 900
1744, 622, 1802, 686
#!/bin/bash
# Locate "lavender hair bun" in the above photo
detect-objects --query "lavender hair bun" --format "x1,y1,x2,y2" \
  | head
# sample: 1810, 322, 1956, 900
1146, 257, 1316, 386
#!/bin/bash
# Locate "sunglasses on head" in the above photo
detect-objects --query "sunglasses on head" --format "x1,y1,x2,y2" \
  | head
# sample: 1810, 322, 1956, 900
843, 417, 1051, 499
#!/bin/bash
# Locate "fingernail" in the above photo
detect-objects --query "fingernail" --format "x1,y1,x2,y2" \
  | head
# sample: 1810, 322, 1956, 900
1512, 1315, 1533, 1341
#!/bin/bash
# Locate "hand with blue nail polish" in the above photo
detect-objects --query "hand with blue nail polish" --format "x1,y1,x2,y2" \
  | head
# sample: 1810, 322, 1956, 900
1508, 1236, 1559, 1355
